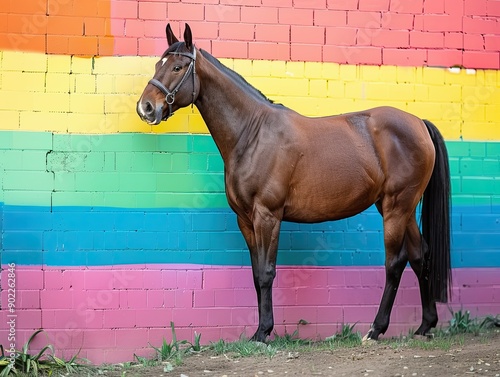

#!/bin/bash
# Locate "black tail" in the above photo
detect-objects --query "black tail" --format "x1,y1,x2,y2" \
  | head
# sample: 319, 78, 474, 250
421, 119, 451, 303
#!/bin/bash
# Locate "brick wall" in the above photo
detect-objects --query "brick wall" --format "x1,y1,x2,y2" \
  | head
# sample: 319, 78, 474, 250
1, 265, 499, 363
1, 51, 499, 139
1, 0, 499, 68
0, 0, 499, 365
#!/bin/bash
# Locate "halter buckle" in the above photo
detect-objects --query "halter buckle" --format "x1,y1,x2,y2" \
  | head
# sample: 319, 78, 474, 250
166, 93, 175, 105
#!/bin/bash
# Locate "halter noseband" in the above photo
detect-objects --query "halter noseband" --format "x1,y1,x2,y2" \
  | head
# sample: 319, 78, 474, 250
148, 47, 197, 120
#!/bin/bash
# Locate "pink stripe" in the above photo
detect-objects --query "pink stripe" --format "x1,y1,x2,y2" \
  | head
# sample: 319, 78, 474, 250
1, 265, 499, 364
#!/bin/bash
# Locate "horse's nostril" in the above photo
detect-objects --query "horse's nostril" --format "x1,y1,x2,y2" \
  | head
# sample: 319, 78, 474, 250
145, 101, 154, 115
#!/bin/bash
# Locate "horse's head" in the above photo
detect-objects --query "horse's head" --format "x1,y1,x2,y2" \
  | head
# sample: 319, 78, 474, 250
137, 23, 200, 125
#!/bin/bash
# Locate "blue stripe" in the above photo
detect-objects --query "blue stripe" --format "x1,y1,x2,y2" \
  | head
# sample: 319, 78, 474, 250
1, 203, 499, 268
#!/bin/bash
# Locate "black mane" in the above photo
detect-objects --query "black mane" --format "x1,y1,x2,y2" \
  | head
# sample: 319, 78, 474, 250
199, 49, 280, 106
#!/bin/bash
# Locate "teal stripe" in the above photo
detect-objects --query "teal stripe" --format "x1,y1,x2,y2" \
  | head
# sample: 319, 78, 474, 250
1, 204, 499, 268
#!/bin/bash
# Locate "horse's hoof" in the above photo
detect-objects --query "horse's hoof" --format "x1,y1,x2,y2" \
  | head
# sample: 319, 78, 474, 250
250, 332, 269, 343
362, 338, 377, 346
362, 333, 377, 345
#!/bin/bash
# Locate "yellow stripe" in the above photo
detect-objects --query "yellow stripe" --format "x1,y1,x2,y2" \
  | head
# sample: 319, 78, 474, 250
1, 50, 499, 140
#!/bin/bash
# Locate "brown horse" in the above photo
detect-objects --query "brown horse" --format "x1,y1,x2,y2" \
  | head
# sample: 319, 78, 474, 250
137, 24, 451, 342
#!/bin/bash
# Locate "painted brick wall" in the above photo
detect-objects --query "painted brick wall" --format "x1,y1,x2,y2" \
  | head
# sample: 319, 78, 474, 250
0, 264, 499, 363
1, 131, 499, 267
1, 51, 499, 139
0, 0, 114, 55
1, 0, 500, 365
1, 132, 499, 364
2, 0, 500, 68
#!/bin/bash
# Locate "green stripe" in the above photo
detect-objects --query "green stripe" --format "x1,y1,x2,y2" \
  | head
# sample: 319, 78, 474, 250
0, 131, 499, 208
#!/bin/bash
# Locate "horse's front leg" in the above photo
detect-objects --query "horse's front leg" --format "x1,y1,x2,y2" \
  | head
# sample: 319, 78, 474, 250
237, 207, 281, 342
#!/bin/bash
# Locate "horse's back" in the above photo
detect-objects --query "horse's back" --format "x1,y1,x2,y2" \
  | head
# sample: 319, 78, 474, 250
296, 106, 434, 171
281, 106, 435, 222
316, 106, 430, 141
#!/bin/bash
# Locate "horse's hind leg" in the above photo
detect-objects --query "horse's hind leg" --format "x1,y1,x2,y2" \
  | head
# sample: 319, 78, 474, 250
406, 216, 438, 336
364, 201, 409, 341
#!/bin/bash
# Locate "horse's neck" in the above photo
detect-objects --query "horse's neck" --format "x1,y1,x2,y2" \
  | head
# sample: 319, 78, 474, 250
194, 57, 264, 162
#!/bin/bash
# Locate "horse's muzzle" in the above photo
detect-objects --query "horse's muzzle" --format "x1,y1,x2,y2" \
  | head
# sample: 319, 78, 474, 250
136, 99, 164, 125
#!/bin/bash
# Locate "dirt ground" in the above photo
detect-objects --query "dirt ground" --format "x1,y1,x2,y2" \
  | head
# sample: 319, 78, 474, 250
118, 331, 500, 377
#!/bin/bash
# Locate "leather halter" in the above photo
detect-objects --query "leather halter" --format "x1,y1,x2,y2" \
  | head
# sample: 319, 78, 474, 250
148, 47, 197, 119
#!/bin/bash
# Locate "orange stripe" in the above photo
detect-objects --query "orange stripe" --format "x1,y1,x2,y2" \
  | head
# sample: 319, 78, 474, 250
0, 0, 112, 55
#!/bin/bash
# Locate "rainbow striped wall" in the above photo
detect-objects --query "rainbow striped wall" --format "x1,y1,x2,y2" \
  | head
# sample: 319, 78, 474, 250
1, 0, 500, 364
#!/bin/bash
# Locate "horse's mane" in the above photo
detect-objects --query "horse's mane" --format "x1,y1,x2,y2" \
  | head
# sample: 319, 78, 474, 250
199, 49, 279, 106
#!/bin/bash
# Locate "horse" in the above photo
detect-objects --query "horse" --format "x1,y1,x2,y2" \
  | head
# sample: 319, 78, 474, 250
137, 23, 451, 342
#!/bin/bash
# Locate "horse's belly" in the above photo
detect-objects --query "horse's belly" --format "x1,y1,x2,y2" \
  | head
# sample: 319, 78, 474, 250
283, 181, 377, 223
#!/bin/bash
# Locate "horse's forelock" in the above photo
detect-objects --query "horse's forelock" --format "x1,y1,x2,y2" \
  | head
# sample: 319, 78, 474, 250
164, 41, 189, 56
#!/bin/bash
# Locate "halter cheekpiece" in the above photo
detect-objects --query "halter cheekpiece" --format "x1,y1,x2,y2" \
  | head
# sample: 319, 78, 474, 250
148, 47, 197, 119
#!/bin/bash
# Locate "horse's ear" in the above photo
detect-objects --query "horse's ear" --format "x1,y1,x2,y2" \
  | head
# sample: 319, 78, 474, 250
184, 23, 193, 50
166, 23, 178, 46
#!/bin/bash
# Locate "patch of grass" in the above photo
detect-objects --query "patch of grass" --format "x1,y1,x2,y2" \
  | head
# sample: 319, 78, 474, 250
208, 323, 363, 359
189, 331, 202, 352
0, 329, 89, 376
432, 310, 500, 337
148, 321, 187, 365
132, 354, 158, 368
387, 331, 465, 352
411, 334, 465, 351
386, 310, 500, 352
129, 322, 205, 373
31, 311, 498, 376
202, 312, 497, 361
325, 323, 362, 348
447, 309, 476, 335
209, 337, 278, 358
269, 329, 312, 351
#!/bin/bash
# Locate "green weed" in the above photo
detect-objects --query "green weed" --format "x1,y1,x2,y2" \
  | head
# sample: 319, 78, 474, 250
269, 329, 312, 351
325, 323, 362, 348
190, 331, 202, 352
0, 329, 88, 376
147, 321, 190, 366
444, 309, 499, 336
209, 337, 277, 358
136, 322, 205, 371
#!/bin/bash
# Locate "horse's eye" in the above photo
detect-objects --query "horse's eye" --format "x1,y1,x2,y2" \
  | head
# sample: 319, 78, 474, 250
173, 65, 182, 72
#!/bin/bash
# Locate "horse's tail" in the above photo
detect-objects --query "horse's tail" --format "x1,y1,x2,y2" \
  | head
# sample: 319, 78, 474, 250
421, 119, 451, 303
